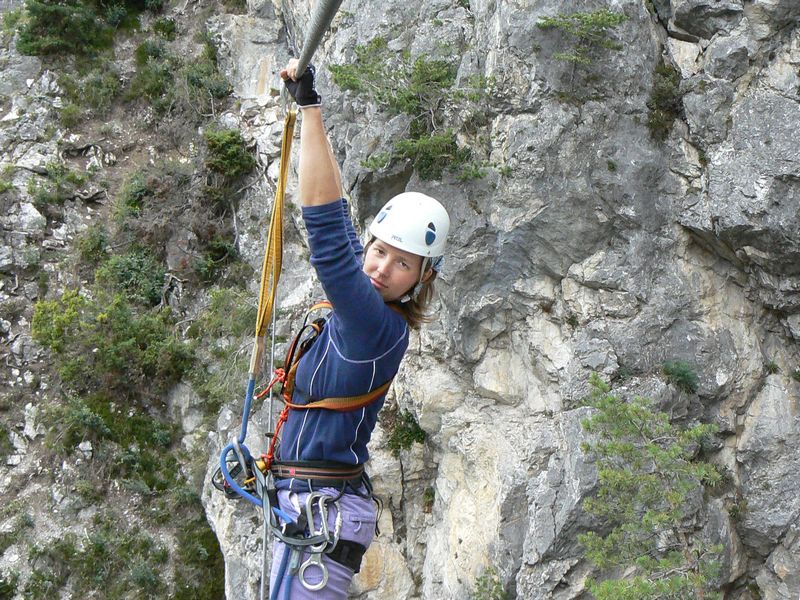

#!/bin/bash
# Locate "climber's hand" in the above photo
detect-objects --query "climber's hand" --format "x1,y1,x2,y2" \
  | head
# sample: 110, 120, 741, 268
280, 60, 322, 108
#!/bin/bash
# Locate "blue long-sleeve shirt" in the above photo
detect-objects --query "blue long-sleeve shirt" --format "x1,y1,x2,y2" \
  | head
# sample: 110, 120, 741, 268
275, 199, 409, 490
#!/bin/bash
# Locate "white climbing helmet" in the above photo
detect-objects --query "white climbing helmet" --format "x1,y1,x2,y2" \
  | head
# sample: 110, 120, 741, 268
368, 192, 450, 259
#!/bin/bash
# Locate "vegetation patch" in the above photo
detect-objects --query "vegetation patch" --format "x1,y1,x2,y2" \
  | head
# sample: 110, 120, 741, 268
535, 9, 628, 101
386, 409, 426, 456
28, 161, 88, 209
0, 425, 14, 462
32, 524, 164, 596
647, 59, 683, 141
59, 61, 122, 117
472, 567, 507, 600
579, 374, 722, 599
194, 235, 239, 283
0, 571, 19, 598
204, 127, 256, 181
329, 37, 491, 180
661, 359, 699, 394
17, 0, 114, 57
187, 287, 256, 413
125, 32, 231, 117
95, 248, 166, 306
536, 9, 628, 65
31, 289, 193, 400
75, 223, 110, 266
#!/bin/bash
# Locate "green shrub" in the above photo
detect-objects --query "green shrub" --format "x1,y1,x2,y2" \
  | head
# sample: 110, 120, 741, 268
76, 224, 109, 265
330, 38, 483, 180
17, 0, 113, 56
2, 9, 23, 32
103, 2, 127, 27
115, 171, 151, 218
134, 39, 165, 66
59, 103, 82, 128
793, 368, 800, 383
126, 55, 175, 113
536, 9, 629, 65
32, 290, 194, 399
204, 128, 255, 180
472, 567, 507, 600
395, 130, 471, 181
764, 361, 779, 375
31, 288, 86, 352
95, 248, 165, 306
661, 360, 699, 394
0, 571, 19, 598
647, 60, 683, 141
29, 161, 88, 207
185, 58, 231, 101
422, 486, 435, 512
80, 65, 122, 111
152, 17, 176, 39
361, 152, 391, 170
194, 235, 239, 282
0, 426, 13, 461
25, 515, 173, 599
186, 286, 256, 413
579, 374, 722, 600
173, 516, 225, 600
387, 409, 426, 456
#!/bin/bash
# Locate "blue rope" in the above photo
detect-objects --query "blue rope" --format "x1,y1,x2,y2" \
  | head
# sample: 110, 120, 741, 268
239, 378, 256, 444
269, 543, 290, 600
218, 377, 263, 506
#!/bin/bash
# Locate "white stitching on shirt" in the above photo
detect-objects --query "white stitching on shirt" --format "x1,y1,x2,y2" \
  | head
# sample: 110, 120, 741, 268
349, 362, 376, 462
309, 338, 331, 397
294, 409, 311, 460
327, 323, 408, 363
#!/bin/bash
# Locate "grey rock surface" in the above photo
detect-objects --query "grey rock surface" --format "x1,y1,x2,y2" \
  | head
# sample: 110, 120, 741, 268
2, 0, 800, 598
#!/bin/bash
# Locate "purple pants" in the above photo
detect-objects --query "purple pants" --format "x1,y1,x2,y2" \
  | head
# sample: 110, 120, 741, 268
268, 488, 377, 600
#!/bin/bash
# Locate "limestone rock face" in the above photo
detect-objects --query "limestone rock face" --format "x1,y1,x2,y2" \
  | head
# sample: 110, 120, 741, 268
2, 0, 796, 596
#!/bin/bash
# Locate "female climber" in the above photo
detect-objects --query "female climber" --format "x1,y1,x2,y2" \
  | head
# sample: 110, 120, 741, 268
266, 59, 450, 600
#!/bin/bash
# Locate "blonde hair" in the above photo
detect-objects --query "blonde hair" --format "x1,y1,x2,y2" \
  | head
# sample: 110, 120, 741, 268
390, 272, 438, 330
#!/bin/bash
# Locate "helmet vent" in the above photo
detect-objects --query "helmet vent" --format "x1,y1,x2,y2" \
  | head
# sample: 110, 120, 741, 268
425, 222, 436, 246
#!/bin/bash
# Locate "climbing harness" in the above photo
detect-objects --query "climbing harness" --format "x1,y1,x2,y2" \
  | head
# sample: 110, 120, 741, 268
213, 302, 392, 504
211, 2, 379, 598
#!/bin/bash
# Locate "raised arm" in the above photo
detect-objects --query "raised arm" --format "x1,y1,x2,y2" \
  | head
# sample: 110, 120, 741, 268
280, 60, 341, 207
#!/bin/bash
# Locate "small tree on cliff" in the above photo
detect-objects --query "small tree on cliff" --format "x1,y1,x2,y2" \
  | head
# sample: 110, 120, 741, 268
579, 374, 723, 599
536, 9, 629, 102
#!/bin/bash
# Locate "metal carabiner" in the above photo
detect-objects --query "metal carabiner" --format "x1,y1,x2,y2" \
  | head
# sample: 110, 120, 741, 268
296, 492, 335, 591
304, 492, 331, 541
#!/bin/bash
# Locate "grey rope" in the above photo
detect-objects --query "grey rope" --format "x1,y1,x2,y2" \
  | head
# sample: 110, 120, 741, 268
295, 0, 345, 74
260, 502, 270, 600
260, 302, 277, 600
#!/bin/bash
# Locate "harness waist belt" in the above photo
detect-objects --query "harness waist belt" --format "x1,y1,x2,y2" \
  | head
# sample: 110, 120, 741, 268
270, 461, 365, 483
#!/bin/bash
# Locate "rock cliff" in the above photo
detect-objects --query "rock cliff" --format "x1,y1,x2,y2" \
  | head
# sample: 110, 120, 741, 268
1, 0, 798, 599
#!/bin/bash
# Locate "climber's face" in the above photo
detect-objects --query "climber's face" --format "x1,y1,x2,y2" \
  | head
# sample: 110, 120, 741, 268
363, 239, 424, 302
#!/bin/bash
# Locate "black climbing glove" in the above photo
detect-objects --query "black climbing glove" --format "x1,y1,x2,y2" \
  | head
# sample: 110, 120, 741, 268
284, 64, 322, 108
